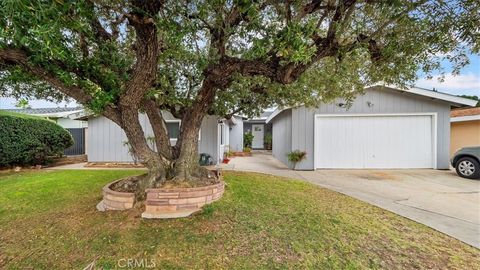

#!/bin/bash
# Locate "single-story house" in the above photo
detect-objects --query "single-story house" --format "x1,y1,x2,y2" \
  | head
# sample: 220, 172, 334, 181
450, 107, 480, 155
243, 111, 273, 149
266, 85, 476, 170
2, 107, 87, 156
81, 112, 244, 164
227, 115, 245, 152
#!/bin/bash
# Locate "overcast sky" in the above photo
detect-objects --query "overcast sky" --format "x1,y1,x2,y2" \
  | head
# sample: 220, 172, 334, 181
1, 54, 478, 109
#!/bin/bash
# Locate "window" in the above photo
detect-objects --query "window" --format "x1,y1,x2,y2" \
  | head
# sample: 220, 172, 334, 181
165, 120, 201, 141
166, 121, 180, 139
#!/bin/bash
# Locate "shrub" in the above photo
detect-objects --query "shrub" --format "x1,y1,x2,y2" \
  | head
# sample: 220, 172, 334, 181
287, 150, 307, 170
0, 111, 73, 167
244, 132, 254, 148
264, 134, 272, 150
243, 147, 251, 153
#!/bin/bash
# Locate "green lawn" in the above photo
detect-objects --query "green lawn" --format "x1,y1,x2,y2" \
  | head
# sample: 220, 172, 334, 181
0, 170, 478, 269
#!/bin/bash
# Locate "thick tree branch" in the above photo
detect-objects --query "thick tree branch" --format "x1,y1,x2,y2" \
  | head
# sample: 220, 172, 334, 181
120, 106, 158, 161
0, 47, 122, 124
85, 0, 114, 42
143, 99, 173, 159
295, 0, 333, 20
119, 0, 164, 107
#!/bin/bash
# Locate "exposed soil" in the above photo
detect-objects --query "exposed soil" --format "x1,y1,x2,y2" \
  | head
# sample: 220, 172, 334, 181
85, 162, 145, 168
109, 170, 221, 193
109, 176, 142, 193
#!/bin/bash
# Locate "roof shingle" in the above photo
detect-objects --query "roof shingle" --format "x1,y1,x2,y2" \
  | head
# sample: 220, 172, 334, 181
451, 107, 480, 117
2, 107, 83, 115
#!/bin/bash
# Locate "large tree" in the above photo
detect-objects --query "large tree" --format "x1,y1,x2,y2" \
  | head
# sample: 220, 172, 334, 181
0, 1, 478, 197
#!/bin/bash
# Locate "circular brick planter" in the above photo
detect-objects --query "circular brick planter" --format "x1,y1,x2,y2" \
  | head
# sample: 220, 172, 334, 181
97, 180, 135, 211
142, 181, 225, 219
97, 170, 224, 218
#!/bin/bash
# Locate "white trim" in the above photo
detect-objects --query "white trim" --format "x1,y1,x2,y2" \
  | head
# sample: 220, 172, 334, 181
266, 108, 290, 124
165, 120, 181, 142
313, 113, 438, 169
267, 86, 476, 124
165, 119, 201, 141
34, 109, 84, 118
370, 85, 477, 107
219, 122, 226, 146
451, 115, 480, 122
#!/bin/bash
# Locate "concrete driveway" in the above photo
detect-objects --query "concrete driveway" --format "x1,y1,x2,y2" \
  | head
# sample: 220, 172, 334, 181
223, 152, 480, 248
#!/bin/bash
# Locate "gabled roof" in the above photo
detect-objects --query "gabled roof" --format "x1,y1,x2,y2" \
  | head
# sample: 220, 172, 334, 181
244, 110, 274, 123
374, 85, 478, 107
451, 107, 480, 122
266, 85, 477, 123
3, 107, 84, 118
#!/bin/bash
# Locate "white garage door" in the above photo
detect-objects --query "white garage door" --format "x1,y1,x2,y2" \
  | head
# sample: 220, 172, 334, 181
314, 114, 435, 169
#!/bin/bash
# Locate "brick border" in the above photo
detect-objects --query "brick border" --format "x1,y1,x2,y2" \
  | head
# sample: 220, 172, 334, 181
142, 180, 225, 219
97, 170, 224, 218
98, 179, 135, 211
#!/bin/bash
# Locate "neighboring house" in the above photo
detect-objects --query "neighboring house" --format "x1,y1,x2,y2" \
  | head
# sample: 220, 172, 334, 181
266, 85, 476, 170
450, 107, 480, 155
2, 107, 87, 156
80, 112, 243, 164
243, 111, 273, 149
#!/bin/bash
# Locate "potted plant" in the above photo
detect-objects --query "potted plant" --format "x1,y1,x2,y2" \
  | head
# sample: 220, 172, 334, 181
287, 150, 307, 170
264, 134, 272, 150
243, 132, 254, 149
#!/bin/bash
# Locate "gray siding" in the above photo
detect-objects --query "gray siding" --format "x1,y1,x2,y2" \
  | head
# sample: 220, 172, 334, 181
272, 109, 292, 167
87, 113, 219, 163
229, 116, 244, 152
289, 87, 451, 170
199, 115, 220, 163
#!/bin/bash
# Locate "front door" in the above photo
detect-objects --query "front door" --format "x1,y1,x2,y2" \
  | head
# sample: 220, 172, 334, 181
252, 124, 264, 149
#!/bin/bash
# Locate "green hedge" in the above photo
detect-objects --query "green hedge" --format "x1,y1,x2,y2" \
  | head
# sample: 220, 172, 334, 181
0, 111, 73, 167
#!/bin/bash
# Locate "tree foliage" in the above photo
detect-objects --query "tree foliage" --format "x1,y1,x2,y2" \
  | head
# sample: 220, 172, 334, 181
0, 0, 478, 187
1, 1, 478, 115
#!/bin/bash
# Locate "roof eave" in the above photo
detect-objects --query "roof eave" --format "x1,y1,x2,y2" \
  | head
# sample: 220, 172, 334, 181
369, 84, 477, 107
451, 115, 480, 122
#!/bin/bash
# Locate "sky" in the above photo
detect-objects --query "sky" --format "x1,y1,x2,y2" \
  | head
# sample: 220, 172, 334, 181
0, 54, 479, 109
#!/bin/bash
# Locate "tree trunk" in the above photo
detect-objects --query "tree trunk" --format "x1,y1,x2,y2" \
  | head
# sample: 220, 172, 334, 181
114, 81, 219, 199
115, 102, 217, 201
171, 111, 211, 182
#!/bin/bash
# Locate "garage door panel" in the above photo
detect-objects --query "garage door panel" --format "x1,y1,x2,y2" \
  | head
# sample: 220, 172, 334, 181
315, 115, 434, 169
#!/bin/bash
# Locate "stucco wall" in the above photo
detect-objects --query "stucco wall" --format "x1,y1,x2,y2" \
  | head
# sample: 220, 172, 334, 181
450, 120, 480, 155
273, 86, 452, 170
272, 109, 292, 167
87, 113, 220, 163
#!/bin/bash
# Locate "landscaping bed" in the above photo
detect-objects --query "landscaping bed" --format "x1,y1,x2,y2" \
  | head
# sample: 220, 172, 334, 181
98, 170, 224, 218
84, 162, 145, 168
0, 170, 478, 269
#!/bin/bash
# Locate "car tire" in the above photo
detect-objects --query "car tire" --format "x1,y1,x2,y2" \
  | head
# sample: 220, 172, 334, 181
455, 157, 480, 179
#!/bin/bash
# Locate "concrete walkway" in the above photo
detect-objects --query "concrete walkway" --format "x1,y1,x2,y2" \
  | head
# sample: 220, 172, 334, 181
49, 162, 146, 170
222, 152, 480, 248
